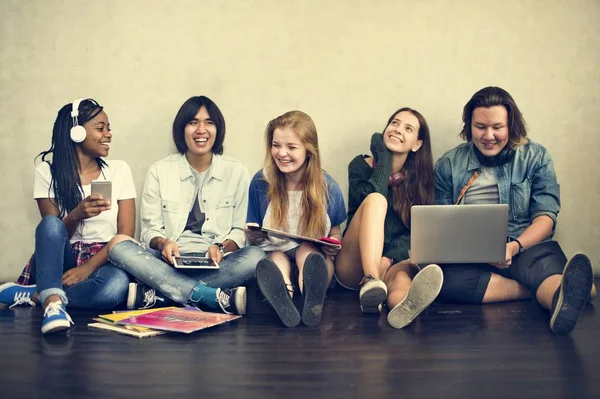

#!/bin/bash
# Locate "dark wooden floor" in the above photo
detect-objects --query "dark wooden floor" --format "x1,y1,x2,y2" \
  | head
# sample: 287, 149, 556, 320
0, 279, 598, 399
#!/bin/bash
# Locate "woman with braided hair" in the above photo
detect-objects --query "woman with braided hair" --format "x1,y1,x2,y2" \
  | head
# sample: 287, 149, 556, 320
0, 98, 134, 334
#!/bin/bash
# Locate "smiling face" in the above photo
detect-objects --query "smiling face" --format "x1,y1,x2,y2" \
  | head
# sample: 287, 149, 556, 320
184, 106, 217, 157
470, 106, 509, 157
80, 110, 111, 157
271, 126, 308, 178
382, 111, 423, 154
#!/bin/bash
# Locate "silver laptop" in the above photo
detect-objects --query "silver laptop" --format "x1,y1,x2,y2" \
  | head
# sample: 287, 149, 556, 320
410, 204, 509, 265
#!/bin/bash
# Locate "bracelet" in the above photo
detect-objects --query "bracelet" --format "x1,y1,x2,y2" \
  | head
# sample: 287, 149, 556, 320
215, 242, 225, 255
513, 238, 524, 254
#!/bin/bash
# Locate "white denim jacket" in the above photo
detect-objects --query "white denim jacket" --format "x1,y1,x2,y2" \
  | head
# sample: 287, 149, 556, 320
140, 153, 250, 249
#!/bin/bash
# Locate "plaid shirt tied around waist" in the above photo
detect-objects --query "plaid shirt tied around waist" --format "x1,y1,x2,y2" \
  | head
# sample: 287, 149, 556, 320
16, 241, 106, 285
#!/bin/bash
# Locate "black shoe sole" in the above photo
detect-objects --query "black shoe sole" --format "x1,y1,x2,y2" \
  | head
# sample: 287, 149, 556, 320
256, 259, 300, 328
550, 253, 593, 336
301, 253, 329, 327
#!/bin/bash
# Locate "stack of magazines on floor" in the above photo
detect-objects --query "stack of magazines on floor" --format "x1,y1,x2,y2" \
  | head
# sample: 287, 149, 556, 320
88, 307, 241, 338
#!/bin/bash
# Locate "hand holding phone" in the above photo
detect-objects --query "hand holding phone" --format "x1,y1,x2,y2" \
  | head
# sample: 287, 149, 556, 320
75, 194, 111, 220
91, 180, 112, 201
319, 236, 342, 257
72, 180, 112, 221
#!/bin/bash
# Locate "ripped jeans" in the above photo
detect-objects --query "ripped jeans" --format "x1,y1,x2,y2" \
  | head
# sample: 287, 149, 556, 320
108, 239, 265, 304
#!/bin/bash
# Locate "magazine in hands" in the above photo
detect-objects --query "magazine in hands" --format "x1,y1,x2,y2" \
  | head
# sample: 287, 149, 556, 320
247, 224, 342, 249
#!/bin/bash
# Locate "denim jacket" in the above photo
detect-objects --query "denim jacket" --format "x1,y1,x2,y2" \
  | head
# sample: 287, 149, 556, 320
434, 140, 561, 238
140, 153, 250, 248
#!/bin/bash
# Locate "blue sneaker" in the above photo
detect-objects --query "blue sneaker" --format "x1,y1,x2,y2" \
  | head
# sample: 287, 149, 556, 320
41, 301, 73, 334
0, 283, 37, 308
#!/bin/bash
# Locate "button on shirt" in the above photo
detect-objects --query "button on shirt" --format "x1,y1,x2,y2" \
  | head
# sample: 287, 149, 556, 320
140, 153, 250, 251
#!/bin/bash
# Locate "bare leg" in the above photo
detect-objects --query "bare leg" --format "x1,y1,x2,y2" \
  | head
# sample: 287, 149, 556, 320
335, 193, 388, 288
482, 273, 532, 303
269, 251, 293, 294
383, 260, 418, 309
44, 294, 62, 308
535, 274, 562, 310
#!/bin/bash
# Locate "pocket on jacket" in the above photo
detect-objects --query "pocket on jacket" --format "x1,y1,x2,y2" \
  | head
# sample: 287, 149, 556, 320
215, 196, 235, 230
510, 179, 531, 220
161, 199, 180, 213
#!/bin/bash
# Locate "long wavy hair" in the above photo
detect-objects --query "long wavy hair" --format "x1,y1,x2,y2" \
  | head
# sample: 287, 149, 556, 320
263, 110, 328, 238
37, 99, 105, 218
385, 107, 435, 227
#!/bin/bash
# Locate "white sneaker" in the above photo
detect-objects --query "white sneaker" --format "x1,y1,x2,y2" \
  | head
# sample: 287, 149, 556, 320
359, 275, 387, 313
387, 264, 443, 329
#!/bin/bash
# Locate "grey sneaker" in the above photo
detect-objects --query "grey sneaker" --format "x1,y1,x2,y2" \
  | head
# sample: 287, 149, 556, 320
387, 264, 443, 329
359, 275, 387, 313
216, 287, 247, 315
549, 253, 593, 335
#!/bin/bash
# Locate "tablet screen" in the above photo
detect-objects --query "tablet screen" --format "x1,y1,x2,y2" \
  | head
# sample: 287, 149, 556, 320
173, 256, 220, 269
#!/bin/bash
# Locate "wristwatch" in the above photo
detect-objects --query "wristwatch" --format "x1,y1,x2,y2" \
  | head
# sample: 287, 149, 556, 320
513, 238, 524, 254
215, 242, 225, 255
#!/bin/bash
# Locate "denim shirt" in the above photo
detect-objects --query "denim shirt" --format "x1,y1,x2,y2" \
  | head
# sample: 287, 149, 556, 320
434, 140, 561, 238
140, 153, 250, 249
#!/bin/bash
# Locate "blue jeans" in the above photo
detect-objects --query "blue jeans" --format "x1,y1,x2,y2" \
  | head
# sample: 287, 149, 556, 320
32, 216, 130, 309
108, 240, 265, 305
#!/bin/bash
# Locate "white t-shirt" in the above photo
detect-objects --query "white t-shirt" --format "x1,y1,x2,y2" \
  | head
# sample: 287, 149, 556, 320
261, 190, 332, 253
33, 159, 137, 243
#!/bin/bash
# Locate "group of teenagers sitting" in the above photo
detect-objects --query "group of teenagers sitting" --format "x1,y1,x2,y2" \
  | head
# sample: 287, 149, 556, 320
0, 86, 595, 337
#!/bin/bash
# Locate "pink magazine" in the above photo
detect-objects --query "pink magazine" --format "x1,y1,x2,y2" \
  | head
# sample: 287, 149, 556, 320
116, 307, 241, 334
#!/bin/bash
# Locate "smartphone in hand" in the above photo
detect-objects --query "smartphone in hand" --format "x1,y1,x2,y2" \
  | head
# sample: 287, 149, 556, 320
319, 236, 342, 245
91, 180, 112, 201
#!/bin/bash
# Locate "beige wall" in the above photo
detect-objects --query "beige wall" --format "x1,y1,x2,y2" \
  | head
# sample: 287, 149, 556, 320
1, 0, 598, 281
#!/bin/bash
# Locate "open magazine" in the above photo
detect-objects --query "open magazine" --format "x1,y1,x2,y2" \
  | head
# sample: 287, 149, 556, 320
247, 224, 342, 249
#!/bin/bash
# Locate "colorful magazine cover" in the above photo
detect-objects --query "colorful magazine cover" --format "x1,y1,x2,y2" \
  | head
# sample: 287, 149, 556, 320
97, 307, 177, 332
87, 322, 165, 338
115, 307, 241, 333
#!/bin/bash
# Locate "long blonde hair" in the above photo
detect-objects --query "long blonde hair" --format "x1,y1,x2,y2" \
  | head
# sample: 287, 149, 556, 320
263, 110, 328, 238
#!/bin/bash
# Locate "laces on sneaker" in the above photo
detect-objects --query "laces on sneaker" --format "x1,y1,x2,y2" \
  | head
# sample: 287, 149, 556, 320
216, 288, 233, 314
141, 288, 159, 309
362, 274, 376, 285
43, 302, 74, 325
9, 293, 36, 309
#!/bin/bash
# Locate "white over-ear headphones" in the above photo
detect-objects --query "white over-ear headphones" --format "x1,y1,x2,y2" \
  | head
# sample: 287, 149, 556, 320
70, 98, 87, 143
